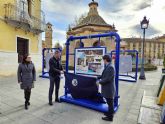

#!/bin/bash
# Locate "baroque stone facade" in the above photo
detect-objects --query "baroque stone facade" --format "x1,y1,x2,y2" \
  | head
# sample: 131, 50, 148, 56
67, 1, 117, 66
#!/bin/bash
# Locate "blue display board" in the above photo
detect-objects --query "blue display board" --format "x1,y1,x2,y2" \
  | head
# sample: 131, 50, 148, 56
110, 50, 138, 82
39, 48, 62, 78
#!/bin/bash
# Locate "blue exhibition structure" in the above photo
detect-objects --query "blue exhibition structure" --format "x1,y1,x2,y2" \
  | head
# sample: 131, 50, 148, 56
110, 50, 139, 82
60, 32, 121, 113
39, 48, 61, 78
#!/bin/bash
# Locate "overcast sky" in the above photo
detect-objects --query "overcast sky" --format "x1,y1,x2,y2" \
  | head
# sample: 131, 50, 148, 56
41, 0, 165, 46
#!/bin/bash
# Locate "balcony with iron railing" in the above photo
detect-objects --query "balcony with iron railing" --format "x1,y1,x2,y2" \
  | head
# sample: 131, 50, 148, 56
4, 3, 45, 34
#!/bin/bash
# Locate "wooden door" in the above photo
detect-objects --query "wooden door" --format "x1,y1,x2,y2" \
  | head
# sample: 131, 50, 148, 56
17, 37, 29, 63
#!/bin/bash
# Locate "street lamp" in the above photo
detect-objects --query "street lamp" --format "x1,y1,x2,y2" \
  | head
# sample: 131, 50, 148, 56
139, 16, 149, 80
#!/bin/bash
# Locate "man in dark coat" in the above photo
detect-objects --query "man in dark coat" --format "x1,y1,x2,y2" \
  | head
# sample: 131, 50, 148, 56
97, 55, 116, 121
49, 50, 63, 105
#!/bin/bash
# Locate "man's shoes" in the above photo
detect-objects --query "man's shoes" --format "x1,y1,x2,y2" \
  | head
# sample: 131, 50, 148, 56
27, 102, 30, 106
104, 113, 114, 118
55, 99, 60, 103
102, 116, 113, 121
25, 104, 28, 110
104, 112, 109, 116
49, 101, 53, 106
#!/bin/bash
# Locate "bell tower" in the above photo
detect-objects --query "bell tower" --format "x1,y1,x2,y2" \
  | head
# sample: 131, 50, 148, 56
88, 0, 99, 16
45, 22, 53, 48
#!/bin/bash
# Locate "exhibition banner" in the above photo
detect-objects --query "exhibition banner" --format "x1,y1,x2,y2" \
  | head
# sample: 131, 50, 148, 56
45, 52, 54, 71
119, 55, 132, 73
75, 47, 106, 76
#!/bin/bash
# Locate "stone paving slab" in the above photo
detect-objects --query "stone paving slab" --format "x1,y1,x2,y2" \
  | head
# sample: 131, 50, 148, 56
138, 107, 161, 124
142, 95, 162, 111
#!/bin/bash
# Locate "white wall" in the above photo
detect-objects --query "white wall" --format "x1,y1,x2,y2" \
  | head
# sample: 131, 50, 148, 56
0, 51, 42, 76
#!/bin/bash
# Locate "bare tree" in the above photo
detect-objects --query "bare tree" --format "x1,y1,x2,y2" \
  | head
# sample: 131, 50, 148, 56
69, 13, 87, 29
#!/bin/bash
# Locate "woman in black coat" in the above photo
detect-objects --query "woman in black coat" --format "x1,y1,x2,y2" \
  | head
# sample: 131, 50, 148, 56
17, 55, 36, 110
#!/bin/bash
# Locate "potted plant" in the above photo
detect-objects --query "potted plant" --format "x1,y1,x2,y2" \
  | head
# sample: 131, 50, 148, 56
162, 56, 165, 73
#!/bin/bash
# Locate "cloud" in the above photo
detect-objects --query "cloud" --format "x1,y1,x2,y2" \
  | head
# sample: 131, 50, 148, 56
53, 28, 66, 36
42, 0, 88, 23
41, 0, 90, 45
134, 1, 151, 11
104, 0, 151, 13
41, 0, 165, 44
131, 24, 161, 37
52, 28, 66, 46
105, 0, 126, 12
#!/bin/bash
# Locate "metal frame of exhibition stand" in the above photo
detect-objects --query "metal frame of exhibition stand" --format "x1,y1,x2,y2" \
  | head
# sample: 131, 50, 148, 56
110, 50, 139, 82
60, 32, 121, 113
39, 48, 61, 78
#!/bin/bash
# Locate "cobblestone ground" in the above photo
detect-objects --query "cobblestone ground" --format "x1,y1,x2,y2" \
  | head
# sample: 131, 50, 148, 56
0, 68, 162, 124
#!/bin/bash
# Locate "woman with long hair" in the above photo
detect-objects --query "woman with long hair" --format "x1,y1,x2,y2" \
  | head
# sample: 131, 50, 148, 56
17, 55, 36, 110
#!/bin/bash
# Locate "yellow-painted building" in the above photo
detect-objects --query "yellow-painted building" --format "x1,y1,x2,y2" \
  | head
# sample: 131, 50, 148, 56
157, 35, 165, 42
0, 0, 45, 76
123, 38, 165, 61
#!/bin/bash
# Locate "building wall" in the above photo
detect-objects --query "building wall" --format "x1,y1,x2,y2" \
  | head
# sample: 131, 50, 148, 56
44, 23, 53, 48
0, 51, 41, 76
151, 42, 154, 58
146, 42, 150, 58
71, 26, 113, 34
0, 0, 14, 16
158, 37, 165, 42
0, 0, 42, 76
0, 20, 39, 53
125, 39, 165, 62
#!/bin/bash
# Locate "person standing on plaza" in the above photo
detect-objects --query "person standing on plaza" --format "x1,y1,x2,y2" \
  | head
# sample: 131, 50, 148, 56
17, 55, 36, 110
97, 55, 116, 121
48, 50, 63, 105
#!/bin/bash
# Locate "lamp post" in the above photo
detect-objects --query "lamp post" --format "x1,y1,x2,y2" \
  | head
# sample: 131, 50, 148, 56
139, 16, 149, 80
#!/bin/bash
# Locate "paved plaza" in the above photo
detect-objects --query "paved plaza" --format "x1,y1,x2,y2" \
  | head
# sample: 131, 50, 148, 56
0, 68, 162, 124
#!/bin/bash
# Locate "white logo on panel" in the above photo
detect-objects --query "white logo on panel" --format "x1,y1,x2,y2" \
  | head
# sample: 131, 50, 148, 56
72, 79, 78, 86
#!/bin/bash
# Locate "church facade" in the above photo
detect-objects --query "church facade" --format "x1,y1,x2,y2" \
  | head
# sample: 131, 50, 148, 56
0, 0, 45, 75
67, 1, 120, 66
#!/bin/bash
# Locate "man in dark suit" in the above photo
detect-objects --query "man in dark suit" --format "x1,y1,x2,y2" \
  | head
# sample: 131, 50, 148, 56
97, 55, 116, 121
49, 50, 63, 105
